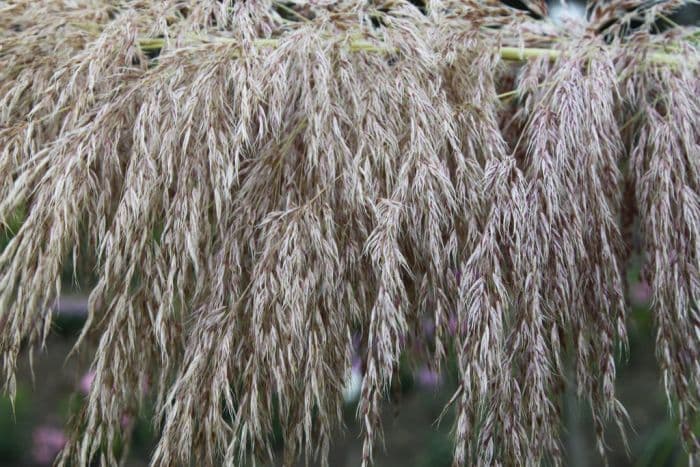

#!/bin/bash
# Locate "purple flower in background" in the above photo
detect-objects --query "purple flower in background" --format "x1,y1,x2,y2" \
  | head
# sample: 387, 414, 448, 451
422, 318, 435, 339
448, 316, 458, 336
79, 370, 149, 397
631, 281, 653, 306
79, 371, 95, 396
121, 414, 133, 430
32, 426, 67, 465
415, 365, 442, 390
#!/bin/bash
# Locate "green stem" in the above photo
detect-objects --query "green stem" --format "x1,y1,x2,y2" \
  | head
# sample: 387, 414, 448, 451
137, 37, 691, 67
498, 46, 560, 61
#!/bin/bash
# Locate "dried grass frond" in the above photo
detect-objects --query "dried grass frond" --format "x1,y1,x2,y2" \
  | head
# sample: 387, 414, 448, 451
0, 1, 699, 466
513, 42, 630, 462
624, 45, 700, 457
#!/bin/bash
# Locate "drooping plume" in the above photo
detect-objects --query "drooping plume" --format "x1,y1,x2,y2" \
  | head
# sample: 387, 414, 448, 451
0, 0, 698, 465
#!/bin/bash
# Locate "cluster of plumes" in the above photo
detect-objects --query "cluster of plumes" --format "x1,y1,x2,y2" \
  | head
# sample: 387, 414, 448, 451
623, 47, 700, 453
0, 0, 698, 465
